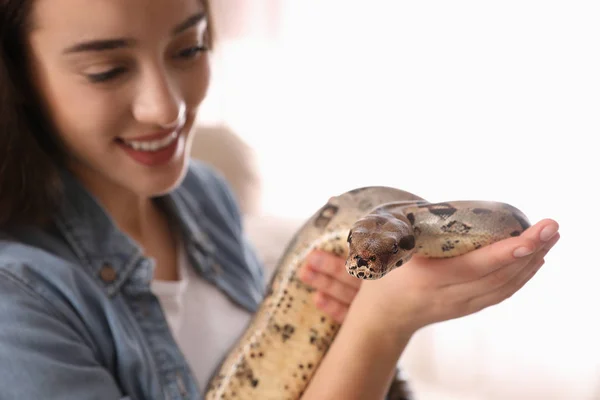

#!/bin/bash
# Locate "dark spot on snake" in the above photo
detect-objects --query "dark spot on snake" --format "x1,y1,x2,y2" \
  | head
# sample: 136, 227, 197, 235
369, 267, 375, 272
472, 208, 492, 215
281, 324, 296, 341
441, 240, 455, 252
395, 259, 403, 267
427, 203, 458, 218
251, 379, 259, 387
406, 213, 415, 225
399, 235, 415, 250
441, 220, 472, 234
512, 212, 531, 231
308, 363, 314, 369
302, 375, 308, 381
358, 271, 365, 278
510, 230, 521, 237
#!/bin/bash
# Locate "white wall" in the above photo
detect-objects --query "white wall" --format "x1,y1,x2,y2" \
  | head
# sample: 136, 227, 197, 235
202, 1, 599, 398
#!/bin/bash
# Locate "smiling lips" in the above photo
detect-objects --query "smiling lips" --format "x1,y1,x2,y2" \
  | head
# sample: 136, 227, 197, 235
117, 129, 182, 166
122, 131, 179, 151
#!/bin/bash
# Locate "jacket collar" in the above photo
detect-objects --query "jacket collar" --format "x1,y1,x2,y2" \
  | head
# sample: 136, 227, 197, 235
54, 168, 216, 297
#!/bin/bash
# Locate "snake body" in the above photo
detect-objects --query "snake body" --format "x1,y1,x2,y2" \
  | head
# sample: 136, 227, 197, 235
205, 186, 530, 400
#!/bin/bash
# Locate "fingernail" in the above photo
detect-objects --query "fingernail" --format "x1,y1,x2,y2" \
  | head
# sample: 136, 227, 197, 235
513, 247, 534, 258
540, 225, 558, 242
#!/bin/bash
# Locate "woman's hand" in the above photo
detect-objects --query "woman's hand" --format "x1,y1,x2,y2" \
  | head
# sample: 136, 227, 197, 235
357, 218, 560, 334
300, 219, 559, 400
298, 250, 361, 323
299, 218, 560, 399
298, 218, 559, 330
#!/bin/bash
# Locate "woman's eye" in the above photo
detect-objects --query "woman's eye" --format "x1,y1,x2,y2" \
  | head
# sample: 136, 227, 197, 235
86, 67, 126, 83
177, 45, 207, 59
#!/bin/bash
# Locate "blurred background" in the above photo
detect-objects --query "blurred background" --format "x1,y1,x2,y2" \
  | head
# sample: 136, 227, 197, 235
192, 1, 599, 399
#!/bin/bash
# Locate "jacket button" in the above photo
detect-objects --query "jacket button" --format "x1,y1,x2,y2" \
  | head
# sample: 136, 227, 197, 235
99, 264, 117, 283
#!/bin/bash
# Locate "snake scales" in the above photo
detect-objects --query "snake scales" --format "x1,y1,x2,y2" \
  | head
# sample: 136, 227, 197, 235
205, 186, 530, 399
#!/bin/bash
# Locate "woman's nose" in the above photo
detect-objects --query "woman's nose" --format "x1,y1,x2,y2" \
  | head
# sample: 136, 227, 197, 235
132, 68, 185, 128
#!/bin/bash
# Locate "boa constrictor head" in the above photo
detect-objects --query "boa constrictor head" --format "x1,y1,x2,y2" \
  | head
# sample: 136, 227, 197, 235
345, 211, 416, 280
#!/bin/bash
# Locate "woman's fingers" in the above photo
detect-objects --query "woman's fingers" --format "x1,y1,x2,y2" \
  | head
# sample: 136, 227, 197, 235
462, 232, 560, 315
313, 292, 349, 324
307, 250, 361, 289
424, 218, 559, 284
299, 250, 361, 305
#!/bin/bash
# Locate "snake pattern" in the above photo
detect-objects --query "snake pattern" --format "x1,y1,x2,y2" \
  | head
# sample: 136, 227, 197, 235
205, 186, 530, 400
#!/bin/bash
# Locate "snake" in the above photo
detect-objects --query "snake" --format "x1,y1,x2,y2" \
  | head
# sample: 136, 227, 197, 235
205, 186, 530, 400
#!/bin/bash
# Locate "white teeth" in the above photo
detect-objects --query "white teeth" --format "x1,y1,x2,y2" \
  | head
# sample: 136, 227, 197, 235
123, 131, 178, 152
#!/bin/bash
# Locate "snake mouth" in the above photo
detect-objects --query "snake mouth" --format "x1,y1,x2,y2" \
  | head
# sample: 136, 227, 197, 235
346, 264, 385, 280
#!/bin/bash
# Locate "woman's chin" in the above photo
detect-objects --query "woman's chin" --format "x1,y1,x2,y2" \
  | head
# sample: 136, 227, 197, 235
137, 162, 188, 198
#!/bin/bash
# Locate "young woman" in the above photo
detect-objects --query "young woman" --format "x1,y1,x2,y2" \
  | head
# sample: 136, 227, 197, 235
0, 0, 560, 399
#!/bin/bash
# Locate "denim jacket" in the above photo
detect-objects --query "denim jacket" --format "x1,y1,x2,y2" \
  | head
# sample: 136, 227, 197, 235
0, 161, 265, 400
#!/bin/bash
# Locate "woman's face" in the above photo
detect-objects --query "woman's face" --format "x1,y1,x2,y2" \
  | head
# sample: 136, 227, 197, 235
27, 0, 210, 198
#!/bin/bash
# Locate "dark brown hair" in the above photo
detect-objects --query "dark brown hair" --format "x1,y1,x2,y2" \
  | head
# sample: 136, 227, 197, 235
0, 0, 215, 228
0, 0, 64, 227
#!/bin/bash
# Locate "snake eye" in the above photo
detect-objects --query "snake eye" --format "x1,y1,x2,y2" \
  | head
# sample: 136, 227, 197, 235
347, 231, 352, 243
369, 256, 376, 262
392, 244, 399, 254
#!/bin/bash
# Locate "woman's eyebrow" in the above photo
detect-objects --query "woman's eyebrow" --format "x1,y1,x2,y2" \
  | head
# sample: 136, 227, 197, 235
172, 12, 206, 35
62, 12, 206, 54
63, 38, 134, 54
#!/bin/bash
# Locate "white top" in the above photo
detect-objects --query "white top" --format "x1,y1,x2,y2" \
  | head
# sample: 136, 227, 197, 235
151, 241, 253, 392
